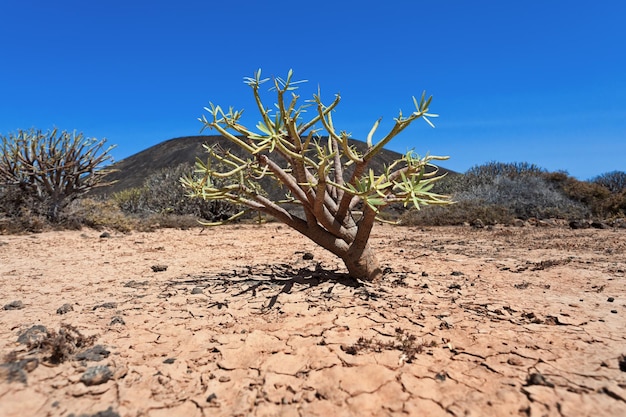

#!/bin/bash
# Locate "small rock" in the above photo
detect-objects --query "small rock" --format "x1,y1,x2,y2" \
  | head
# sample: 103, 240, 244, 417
507, 357, 524, 366
526, 372, 554, 387
17, 325, 48, 345
3, 300, 24, 310
123, 280, 148, 288
93, 302, 117, 311
163, 358, 176, 364
591, 221, 609, 229
80, 365, 113, 386
67, 406, 120, 417
471, 219, 485, 229
110, 316, 125, 326
302, 252, 314, 260
151, 264, 168, 272
75, 345, 110, 362
619, 355, 626, 372
206, 393, 218, 402
57, 303, 74, 314
218, 375, 231, 383
99, 232, 111, 238
544, 315, 562, 325
608, 297, 615, 302
191, 287, 204, 294
451, 271, 464, 276
569, 220, 590, 229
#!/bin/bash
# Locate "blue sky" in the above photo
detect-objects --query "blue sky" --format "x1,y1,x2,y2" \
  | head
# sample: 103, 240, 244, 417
1, 1, 624, 180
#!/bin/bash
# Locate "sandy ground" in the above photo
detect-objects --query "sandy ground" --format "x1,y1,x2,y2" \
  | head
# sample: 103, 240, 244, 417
0, 223, 625, 417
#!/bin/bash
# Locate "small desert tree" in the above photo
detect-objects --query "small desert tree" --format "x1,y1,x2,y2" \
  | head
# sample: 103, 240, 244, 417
0, 128, 115, 222
181, 70, 451, 281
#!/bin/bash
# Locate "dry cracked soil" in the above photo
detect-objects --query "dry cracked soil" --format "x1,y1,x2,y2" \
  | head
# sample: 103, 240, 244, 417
0, 223, 625, 417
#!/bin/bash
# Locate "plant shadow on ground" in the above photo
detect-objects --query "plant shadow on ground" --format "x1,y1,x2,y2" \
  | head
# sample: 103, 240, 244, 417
165, 262, 367, 311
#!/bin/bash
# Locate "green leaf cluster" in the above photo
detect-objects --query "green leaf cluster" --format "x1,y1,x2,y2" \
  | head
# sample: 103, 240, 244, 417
182, 69, 451, 230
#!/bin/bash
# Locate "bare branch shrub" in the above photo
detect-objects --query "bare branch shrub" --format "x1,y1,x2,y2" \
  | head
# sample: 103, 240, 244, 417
591, 171, 626, 194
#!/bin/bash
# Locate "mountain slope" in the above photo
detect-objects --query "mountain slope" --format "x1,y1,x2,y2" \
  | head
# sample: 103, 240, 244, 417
96, 135, 453, 197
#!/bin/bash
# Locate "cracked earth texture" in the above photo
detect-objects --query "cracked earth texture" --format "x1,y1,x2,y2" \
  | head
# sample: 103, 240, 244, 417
0, 224, 625, 417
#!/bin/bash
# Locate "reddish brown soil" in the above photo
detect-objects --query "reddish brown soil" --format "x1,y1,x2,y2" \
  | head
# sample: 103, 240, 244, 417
1, 224, 625, 417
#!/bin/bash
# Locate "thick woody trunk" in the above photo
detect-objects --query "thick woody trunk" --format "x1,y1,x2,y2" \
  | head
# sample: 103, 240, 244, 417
286, 207, 382, 282
342, 242, 383, 282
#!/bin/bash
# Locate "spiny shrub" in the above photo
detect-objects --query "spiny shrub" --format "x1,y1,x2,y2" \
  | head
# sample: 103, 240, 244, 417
0, 128, 115, 222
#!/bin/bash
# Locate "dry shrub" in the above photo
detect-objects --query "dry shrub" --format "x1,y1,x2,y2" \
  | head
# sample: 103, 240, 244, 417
406, 162, 593, 226
458, 175, 589, 220
113, 163, 238, 222
64, 198, 136, 232
341, 328, 436, 363
29, 324, 97, 365
545, 171, 625, 218
0, 184, 49, 233
401, 200, 513, 226
592, 171, 626, 193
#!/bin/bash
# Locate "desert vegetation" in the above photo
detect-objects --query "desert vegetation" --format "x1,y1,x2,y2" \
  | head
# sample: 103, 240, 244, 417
112, 163, 237, 222
402, 162, 626, 227
0, 76, 623, 242
0, 128, 115, 231
1, 134, 624, 235
180, 70, 451, 281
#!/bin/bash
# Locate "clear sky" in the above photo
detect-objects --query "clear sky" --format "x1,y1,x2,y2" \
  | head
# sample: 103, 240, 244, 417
1, 1, 624, 180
